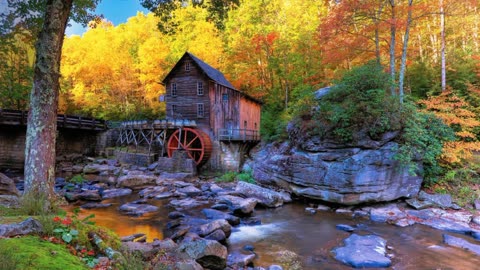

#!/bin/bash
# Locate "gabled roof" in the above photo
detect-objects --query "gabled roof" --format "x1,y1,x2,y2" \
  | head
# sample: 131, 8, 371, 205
162, 52, 235, 89
162, 52, 262, 105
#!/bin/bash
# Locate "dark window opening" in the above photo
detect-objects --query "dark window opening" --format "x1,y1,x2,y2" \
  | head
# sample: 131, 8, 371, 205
197, 103, 204, 118
185, 62, 190, 71
171, 83, 177, 97
222, 93, 228, 102
197, 81, 204, 95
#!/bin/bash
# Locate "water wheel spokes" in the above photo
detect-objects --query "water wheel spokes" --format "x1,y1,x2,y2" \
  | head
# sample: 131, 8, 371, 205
167, 127, 212, 165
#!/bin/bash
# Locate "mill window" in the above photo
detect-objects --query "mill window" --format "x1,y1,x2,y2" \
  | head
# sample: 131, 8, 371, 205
197, 81, 204, 95
171, 83, 177, 97
185, 62, 190, 71
197, 103, 204, 118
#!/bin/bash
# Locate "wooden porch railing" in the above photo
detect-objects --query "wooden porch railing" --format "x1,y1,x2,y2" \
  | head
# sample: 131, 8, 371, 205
217, 128, 260, 142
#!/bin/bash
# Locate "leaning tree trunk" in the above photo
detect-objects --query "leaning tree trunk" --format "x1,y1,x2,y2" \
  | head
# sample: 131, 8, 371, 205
23, 0, 73, 207
398, 0, 413, 103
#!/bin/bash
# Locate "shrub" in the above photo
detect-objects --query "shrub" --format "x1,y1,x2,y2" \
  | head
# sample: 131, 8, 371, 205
395, 104, 455, 184
313, 61, 401, 143
216, 171, 237, 183
236, 170, 256, 184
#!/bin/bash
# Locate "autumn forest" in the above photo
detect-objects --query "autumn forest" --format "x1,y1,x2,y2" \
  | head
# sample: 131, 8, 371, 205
2, 0, 480, 188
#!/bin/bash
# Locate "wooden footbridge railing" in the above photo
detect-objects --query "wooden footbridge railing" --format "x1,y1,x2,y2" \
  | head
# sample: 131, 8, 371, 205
0, 109, 107, 131
116, 119, 197, 153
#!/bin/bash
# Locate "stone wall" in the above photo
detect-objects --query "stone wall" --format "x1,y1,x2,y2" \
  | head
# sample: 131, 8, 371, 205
0, 126, 26, 170
114, 150, 158, 167
0, 126, 110, 170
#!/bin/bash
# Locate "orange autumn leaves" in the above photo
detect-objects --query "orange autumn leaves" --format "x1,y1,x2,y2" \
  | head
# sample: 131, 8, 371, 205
420, 88, 480, 165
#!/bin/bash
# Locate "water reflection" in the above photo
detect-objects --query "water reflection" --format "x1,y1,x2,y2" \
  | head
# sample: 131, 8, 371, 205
67, 197, 480, 269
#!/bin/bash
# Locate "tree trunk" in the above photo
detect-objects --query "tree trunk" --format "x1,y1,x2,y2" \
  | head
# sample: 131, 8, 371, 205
389, 0, 396, 96
440, 0, 446, 91
398, 0, 413, 103
23, 0, 73, 207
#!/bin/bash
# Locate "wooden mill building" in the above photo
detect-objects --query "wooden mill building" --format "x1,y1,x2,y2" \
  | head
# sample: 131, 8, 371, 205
161, 52, 262, 170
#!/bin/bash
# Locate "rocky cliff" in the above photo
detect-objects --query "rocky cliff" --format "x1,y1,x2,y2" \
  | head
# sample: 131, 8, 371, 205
251, 121, 423, 205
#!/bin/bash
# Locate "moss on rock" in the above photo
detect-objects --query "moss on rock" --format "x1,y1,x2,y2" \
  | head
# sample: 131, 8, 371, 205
0, 236, 88, 270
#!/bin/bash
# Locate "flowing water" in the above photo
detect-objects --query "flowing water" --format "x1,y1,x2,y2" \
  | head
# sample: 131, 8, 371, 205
69, 195, 480, 269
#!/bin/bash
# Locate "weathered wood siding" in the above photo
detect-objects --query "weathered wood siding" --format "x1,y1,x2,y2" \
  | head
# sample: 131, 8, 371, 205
239, 98, 261, 132
164, 54, 261, 141
165, 58, 210, 128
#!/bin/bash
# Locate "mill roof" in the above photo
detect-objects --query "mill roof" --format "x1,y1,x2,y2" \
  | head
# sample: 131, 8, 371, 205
162, 52, 262, 104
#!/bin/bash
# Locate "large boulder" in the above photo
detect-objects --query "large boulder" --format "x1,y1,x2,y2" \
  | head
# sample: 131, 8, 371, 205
235, 181, 290, 208
0, 217, 43, 237
253, 140, 422, 205
116, 174, 157, 190
0, 173, 19, 196
216, 195, 257, 216
177, 238, 227, 270
333, 234, 391, 268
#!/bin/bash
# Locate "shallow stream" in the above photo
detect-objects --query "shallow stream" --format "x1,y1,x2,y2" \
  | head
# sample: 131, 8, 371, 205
67, 194, 480, 269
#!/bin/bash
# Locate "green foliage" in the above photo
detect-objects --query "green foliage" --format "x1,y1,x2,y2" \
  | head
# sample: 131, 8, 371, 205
236, 170, 256, 184
0, 236, 88, 270
395, 105, 455, 184
430, 165, 480, 207
19, 192, 51, 216
68, 174, 86, 184
216, 171, 237, 182
313, 62, 401, 142
115, 249, 147, 270
216, 170, 256, 184
406, 60, 438, 100
261, 103, 290, 142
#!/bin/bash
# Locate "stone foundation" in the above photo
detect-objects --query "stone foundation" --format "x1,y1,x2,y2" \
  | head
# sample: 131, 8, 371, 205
114, 150, 158, 167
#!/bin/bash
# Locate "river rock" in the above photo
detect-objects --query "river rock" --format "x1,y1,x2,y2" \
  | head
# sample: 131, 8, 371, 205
216, 195, 257, 216
227, 251, 256, 268
0, 217, 43, 237
235, 181, 289, 208
443, 234, 480, 255
418, 191, 453, 209
177, 186, 202, 197
190, 219, 232, 238
83, 164, 112, 174
333, 234, 391, 268
472, 216, 480, 226
81, 202, 112, 209
119, 201, 159, 216
202, 208, 240, 225
116, 174, 158, 189
209, 184, 225, 193
253, 140, 422, 205
101, 188, 132, 199
170, 198, 208, 209
406, 209, 480, 237
121, 241, 158, 260
175, 260, 204, 270
154, 192, 174, 200
121, 233, 146, 242
336, 224, 355, 232
0, 173, 19, 196
370, 204, 406, 223
66, 189, 102, 201
177, 238, 227, 270
138, 186, 166, 198
159, 172, 196, 182
0, 195, 19, 207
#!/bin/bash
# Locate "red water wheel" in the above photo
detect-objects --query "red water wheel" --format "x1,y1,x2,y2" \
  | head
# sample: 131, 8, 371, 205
167, 128, 212, 166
